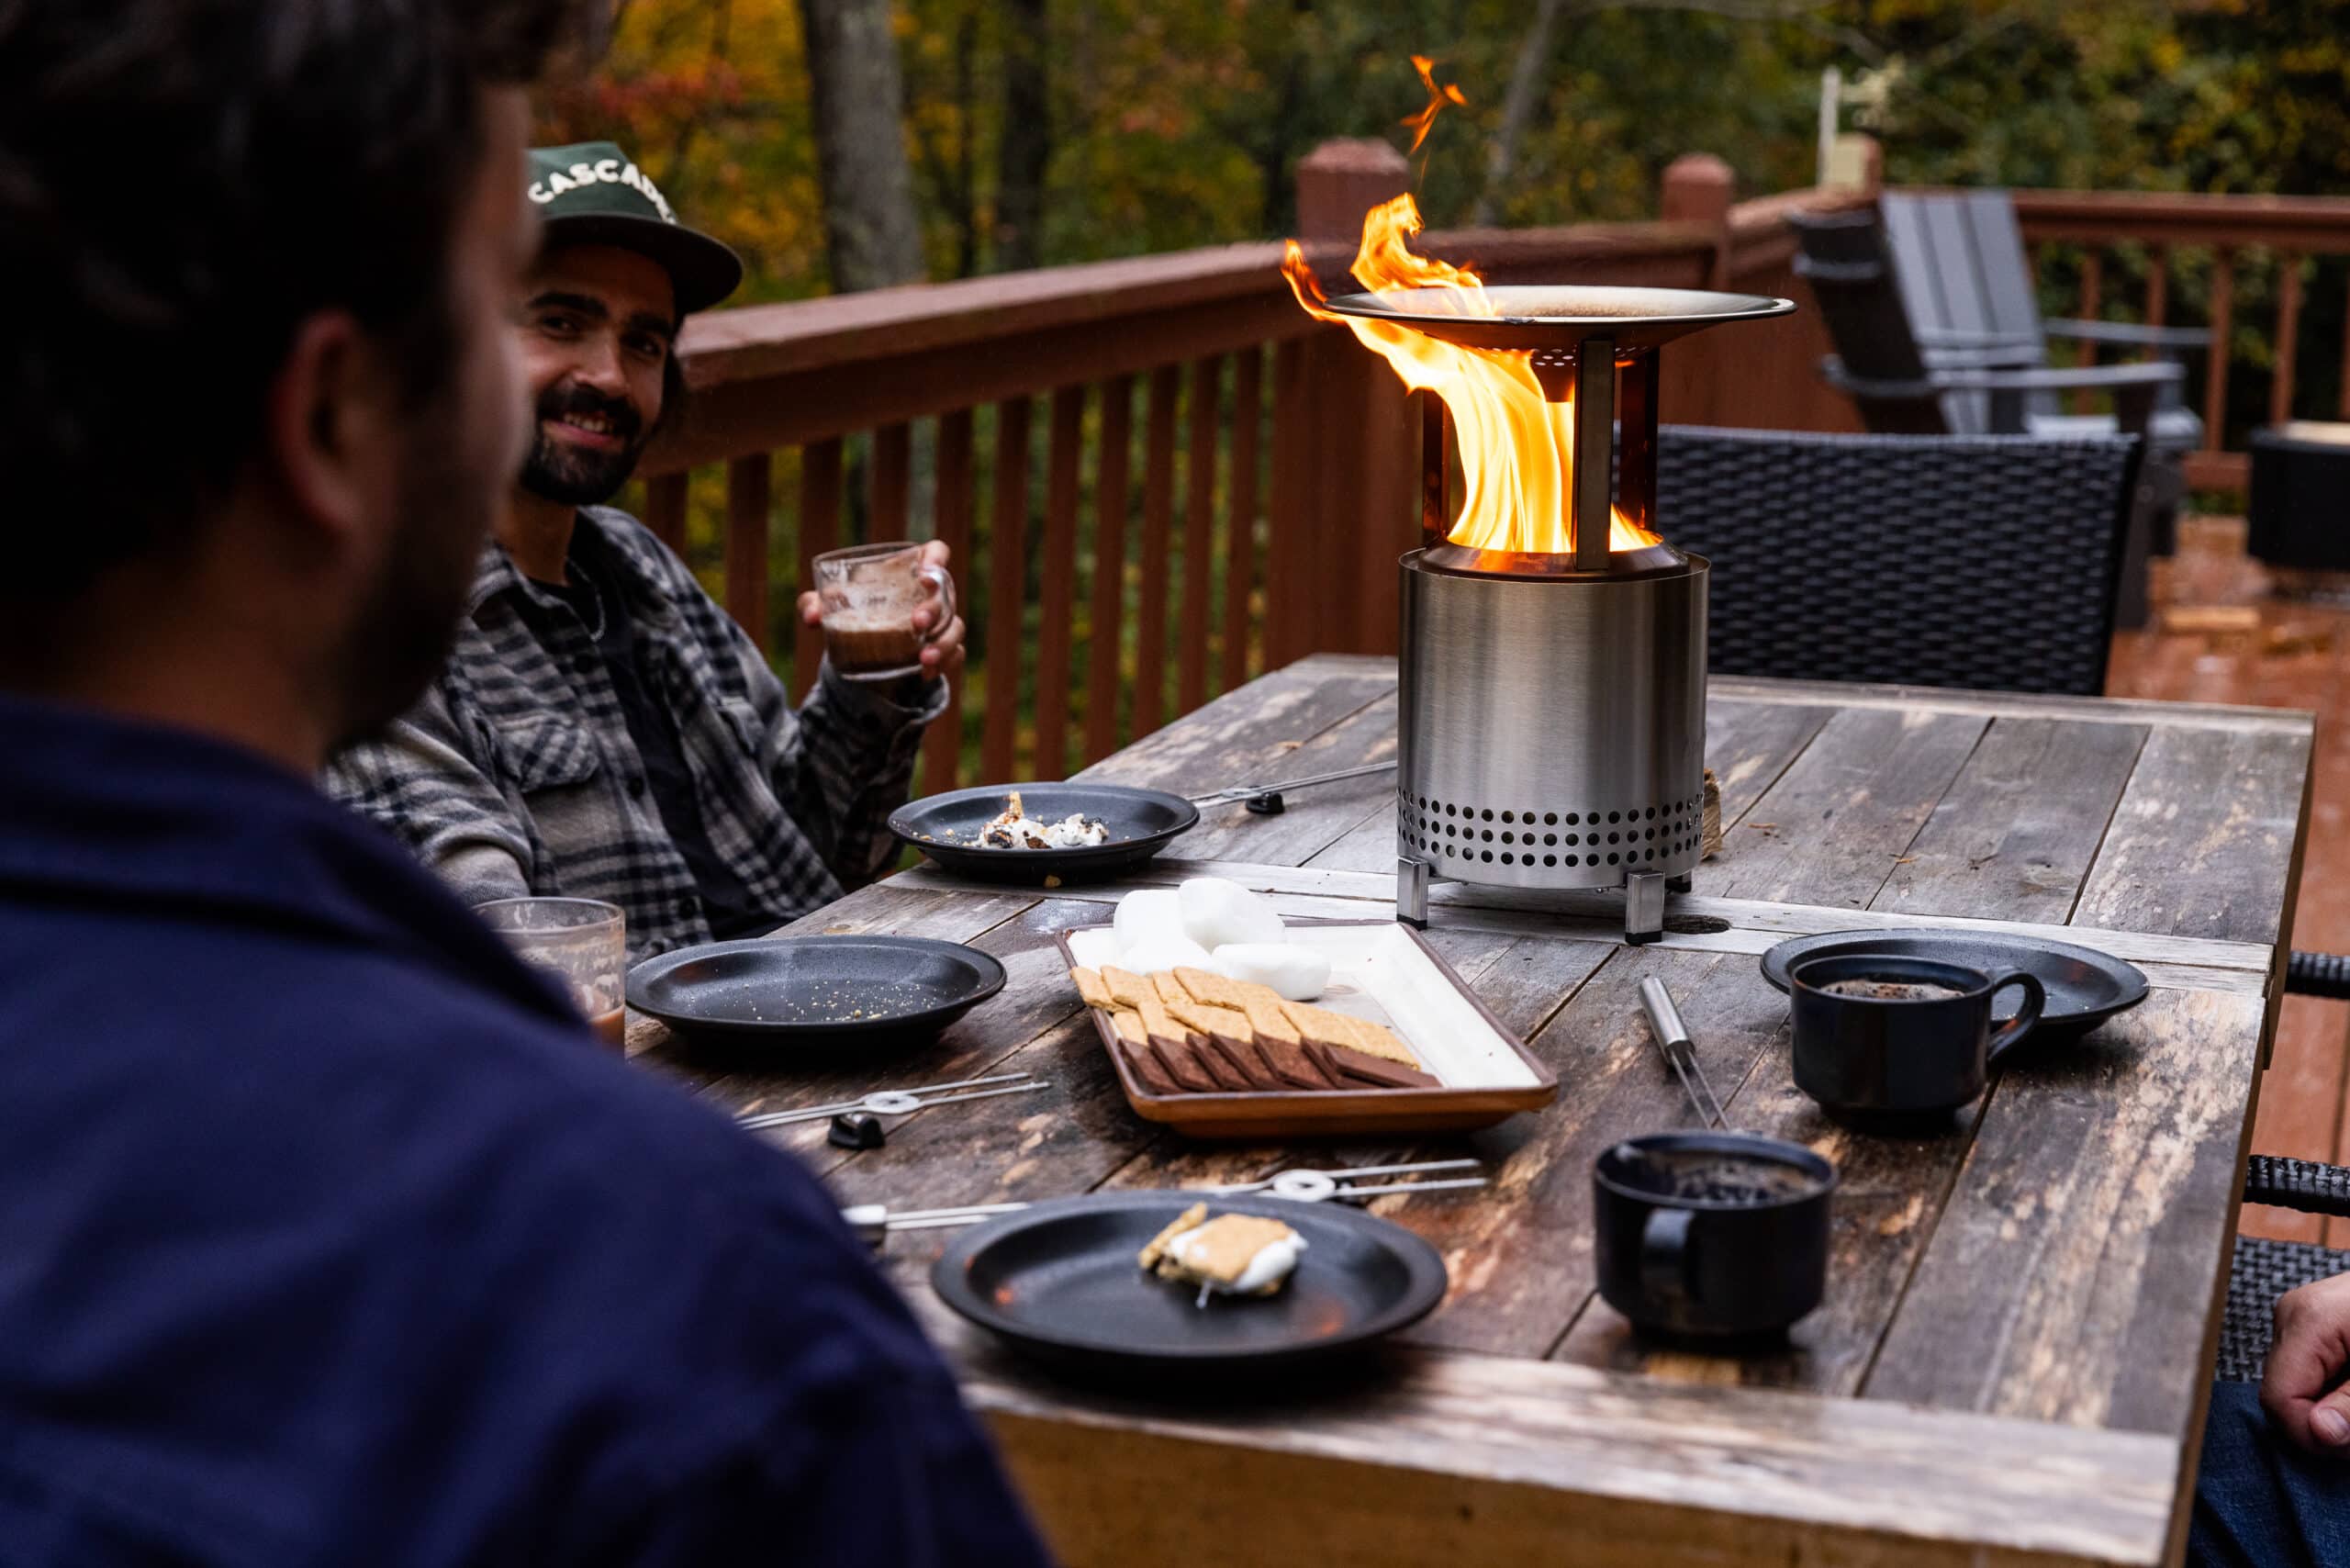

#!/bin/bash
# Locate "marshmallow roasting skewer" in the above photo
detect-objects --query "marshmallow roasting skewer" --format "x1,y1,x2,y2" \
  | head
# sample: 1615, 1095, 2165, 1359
840, 1159, 1489, 1248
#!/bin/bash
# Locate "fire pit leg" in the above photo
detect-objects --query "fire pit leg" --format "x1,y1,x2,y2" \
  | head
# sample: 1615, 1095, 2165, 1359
1396, 855, 1433, 929
1625, 870, 1666, 946
1667, 873, 1693, 894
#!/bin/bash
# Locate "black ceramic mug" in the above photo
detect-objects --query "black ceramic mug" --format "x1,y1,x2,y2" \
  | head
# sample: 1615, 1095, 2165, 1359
1592, 1131, 1835, 1338
1788, 953, 2046, 1118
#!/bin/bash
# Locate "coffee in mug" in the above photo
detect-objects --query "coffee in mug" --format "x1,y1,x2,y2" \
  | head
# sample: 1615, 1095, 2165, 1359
813, 542, 956, 679
1592, 1131, 1835, 1338
1788, 953, 2046, 1119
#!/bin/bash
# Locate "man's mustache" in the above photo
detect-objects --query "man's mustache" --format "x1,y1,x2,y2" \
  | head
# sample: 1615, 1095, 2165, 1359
537, 384, 643, 443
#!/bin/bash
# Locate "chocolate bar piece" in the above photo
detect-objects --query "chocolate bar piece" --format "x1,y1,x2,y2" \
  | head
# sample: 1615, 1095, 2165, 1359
1154, 1035, 1220, 1093
1202, 1025, 1284, 1091
1308, 1039, 1439, 1090
1118, 1036, 1184, 1097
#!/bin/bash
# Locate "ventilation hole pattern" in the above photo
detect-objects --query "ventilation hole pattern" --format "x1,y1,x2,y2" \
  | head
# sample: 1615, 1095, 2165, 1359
1397, 788, 1705, 874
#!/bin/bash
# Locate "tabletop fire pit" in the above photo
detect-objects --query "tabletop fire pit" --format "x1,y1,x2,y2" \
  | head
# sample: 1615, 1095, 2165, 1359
1288, 202, 1793, 943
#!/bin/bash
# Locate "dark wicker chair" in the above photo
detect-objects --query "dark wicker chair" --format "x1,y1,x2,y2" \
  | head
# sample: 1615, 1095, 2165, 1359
1653, 425, 2142, 696
2221, 1155, 2350, 1382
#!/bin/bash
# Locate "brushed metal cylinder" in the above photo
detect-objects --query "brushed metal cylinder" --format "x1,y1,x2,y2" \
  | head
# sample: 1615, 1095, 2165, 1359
1398, 551, 1708, 891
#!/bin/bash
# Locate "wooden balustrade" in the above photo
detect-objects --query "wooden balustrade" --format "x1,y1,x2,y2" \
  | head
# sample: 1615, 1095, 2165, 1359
632, 152, 1863, 794
1964, 187, 2350, 493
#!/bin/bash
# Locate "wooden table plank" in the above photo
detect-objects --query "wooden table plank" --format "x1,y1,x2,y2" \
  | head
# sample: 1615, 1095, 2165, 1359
2073, 725, 2312, 944
947, 1338, 2177, 1568
1700, 707, 1990, 907
1702, 699, 1837, 832
1174, 689, 1399, 867
1865, 985, 2266, 1434
1878, 717, 2149, 924
891, 859, 2277, 996
1076, 655, 1393, 806
1714, 675, 2311, 736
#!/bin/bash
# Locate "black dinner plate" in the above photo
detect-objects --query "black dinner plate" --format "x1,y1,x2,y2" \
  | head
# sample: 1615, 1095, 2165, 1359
890, 783, 1200, 883
626, 935, 1005, 1046
931, 1193, 1448, 1376
1760, 928, 2149, 1041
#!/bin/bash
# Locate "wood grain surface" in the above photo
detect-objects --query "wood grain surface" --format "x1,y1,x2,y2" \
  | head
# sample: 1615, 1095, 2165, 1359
628, 657, 2311, 1568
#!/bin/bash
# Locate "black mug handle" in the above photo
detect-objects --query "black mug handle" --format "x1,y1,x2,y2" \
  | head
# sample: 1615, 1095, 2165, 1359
1640, 1206, 1693, 1304
1984, 969, 2047, 1066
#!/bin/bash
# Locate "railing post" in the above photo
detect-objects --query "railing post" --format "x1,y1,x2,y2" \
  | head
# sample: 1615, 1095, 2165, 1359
1661, 153, 1734, 289
1285, 139, 1416, 664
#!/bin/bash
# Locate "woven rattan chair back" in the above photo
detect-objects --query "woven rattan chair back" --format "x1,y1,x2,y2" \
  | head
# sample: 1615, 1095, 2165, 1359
1654, 426, 2143, 696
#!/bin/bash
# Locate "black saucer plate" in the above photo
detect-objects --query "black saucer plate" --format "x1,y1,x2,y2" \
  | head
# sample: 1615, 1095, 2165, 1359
890, 783, 1200, 883
626, 935, 1005, 1045
932, 1193, 1447, 1375
1761, 928, 2149, 1041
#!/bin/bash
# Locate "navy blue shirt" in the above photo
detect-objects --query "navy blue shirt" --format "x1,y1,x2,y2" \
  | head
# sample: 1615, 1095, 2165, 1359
0, 695, 1049, 1566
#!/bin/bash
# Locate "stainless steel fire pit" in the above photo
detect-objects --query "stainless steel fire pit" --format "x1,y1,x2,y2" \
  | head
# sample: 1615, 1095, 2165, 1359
1319, 284, 1794, 944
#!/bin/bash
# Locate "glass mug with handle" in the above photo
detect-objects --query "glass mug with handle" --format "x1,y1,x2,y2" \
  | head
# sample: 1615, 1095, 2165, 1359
813, 542, 957, 680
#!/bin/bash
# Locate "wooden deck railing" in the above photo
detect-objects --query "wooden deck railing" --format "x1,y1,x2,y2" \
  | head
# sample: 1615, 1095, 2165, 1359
636, 143, 1858, 795
1980, 186, 2350, 492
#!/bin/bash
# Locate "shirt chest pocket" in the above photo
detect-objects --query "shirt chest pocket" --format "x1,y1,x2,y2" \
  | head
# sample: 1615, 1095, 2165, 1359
496, 712, 605, 795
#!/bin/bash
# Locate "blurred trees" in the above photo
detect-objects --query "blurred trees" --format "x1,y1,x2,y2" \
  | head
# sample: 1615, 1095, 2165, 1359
536, 0, 2350, 304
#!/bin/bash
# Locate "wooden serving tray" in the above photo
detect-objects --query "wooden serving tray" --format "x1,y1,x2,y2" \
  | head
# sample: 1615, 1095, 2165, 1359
1053, 919, 1558, 1138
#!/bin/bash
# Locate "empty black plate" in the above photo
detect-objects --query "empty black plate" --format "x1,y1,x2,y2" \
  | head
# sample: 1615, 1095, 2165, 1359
1761, 928, 2149, 1041
932, 1193, 1448, 1376
627, 935, 1005, 1045
890, 783, 1200, 883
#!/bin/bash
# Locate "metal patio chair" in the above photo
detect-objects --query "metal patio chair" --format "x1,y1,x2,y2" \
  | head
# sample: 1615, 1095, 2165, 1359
1652, 424, 2142, 696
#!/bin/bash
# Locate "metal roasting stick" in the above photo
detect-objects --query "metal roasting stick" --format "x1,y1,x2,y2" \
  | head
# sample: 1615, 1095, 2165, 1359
1201, 1158, 1483, 1198
1639, 976, 1728, 1130
841, 1159, 1489, 1246
1187, 761, 1397, 809
736, 1071, 1049, 1131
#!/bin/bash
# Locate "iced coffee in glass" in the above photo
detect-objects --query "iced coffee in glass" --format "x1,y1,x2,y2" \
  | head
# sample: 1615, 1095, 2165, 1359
475, 897, 627, 1047
813, 542, 956, 680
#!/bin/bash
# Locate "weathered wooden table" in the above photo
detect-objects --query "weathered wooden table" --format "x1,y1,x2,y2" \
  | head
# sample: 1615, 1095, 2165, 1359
632, 655, 2315, 1568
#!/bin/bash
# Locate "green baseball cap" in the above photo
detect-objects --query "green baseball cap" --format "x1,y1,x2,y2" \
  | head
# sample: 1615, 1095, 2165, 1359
525, 141, 743, 316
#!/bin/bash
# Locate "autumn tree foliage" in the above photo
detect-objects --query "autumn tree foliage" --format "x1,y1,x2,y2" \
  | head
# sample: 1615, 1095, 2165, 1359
537, 0, 2350, 305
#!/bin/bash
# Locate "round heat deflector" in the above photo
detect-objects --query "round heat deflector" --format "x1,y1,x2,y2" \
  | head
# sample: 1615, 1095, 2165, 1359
1323, 284, 1796, 573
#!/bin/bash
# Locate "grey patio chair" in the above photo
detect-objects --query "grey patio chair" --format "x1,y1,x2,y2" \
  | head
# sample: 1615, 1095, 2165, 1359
1879, 188, 2208, 458
1652, 425, 2142, 696
1788, 207, 2185, 626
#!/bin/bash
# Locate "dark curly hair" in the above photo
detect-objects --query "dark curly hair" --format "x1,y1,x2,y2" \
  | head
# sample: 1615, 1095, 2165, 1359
0, 0, 586, 599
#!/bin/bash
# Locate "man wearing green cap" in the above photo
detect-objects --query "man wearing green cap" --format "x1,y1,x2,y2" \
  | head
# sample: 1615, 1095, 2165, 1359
330, 142, 964, 960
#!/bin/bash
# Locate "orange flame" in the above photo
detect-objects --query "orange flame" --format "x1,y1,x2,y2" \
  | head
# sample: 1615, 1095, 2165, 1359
1282, 194, 1654, 556
1401, 55, 1468, 154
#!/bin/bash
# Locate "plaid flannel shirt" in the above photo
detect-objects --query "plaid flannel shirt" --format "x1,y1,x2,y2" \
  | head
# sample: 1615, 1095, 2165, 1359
325, 506, 944, 959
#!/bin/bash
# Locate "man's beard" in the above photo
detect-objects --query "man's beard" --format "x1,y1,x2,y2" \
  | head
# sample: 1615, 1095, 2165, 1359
518, 380, 649, 507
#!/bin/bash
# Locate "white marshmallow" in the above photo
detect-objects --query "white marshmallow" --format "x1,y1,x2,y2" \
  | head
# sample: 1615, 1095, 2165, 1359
1119, 936, 1217, 976
1211, 943, 1331, 1002
1177, 877, 1286, 952
1113, 888, 1187, 956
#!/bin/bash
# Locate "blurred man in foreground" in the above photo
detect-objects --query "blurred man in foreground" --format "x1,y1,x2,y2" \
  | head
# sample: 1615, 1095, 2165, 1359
0, 5, 1045, 1562
329, 143, 962, 960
